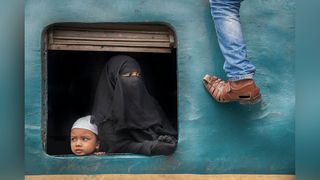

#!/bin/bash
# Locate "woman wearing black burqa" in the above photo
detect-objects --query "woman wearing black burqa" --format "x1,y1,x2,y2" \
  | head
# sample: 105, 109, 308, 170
90, 55, 177, 155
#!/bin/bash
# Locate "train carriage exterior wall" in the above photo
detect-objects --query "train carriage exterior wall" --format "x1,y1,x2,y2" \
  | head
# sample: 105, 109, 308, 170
25, 0, 295, 175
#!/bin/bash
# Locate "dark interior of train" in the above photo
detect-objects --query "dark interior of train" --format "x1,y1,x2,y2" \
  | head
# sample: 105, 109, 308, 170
46, 50, 177, 155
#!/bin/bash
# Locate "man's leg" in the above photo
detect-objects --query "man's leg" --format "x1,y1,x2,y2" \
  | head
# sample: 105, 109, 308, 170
203, 0, 261, 104
210, 0, 255, 80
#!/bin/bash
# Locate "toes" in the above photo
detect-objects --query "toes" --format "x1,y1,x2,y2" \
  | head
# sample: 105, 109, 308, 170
203, 74, 211, 84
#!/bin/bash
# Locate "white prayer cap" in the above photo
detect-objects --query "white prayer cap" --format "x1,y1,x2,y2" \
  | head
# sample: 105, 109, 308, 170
71, 115, 98, 135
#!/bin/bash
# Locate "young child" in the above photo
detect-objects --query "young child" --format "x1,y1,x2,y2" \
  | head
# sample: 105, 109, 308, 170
70, 115, 105, 156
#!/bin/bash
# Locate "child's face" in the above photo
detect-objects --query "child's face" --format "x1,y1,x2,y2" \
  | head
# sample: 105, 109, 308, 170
70, 128, 99, 156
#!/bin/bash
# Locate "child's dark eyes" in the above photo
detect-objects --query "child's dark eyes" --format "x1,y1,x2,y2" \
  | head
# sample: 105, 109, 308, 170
81, 137, 90, 141
70, 137, 91, 142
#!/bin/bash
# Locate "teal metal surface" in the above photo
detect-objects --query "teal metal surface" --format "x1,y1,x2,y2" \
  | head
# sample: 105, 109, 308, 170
25, 0, 295, 174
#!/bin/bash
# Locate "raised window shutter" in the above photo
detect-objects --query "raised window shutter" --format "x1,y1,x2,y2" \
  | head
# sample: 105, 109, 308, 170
47, 24, 176, 53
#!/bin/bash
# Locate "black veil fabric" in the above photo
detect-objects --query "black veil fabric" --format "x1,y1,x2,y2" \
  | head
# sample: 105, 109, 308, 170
90, 55, 177, 153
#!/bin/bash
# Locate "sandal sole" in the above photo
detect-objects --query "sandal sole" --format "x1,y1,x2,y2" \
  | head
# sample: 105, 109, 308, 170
239, 94, 262, 105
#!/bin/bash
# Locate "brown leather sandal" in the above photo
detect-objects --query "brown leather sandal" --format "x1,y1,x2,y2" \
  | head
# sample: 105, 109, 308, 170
203, 74, 261, 104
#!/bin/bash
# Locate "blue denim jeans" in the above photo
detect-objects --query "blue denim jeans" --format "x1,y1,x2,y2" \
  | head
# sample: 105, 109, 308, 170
209, 0, 256, 81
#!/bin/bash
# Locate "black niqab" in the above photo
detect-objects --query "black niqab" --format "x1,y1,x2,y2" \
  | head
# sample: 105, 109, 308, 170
91, 55, 177, 154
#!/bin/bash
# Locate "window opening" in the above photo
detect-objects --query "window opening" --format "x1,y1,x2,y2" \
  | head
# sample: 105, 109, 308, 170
43, 23, 177, 155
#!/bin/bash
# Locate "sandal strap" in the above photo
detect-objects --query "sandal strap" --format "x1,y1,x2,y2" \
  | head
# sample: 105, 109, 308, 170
203, 74, 260, 103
